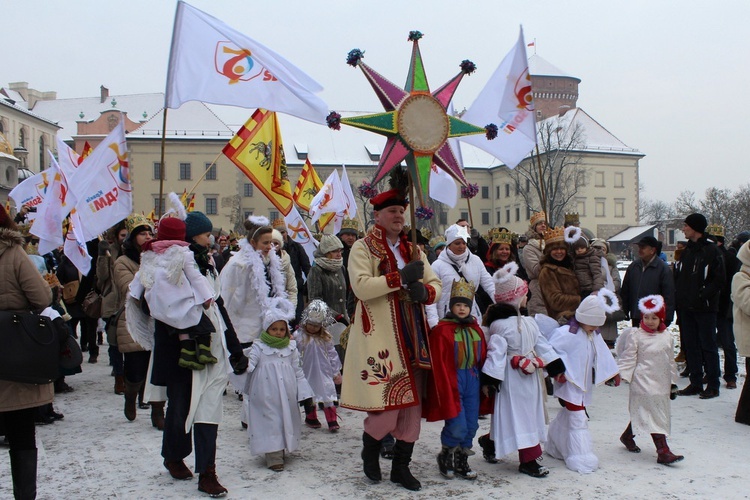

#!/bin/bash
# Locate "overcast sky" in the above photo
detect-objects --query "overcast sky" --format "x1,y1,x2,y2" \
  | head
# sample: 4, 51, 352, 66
4, 0, 748, 203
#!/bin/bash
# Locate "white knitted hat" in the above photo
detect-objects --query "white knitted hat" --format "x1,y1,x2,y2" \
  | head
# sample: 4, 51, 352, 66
575, 295, 606, 327
492, 263, 528, 307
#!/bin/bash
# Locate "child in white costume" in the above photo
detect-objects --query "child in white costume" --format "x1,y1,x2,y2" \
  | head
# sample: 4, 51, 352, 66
480, 264, 565, 478
293, 300, 342, 431
241, 304, 313, 471
545, 291, 621, 473
616, 295, 683, 465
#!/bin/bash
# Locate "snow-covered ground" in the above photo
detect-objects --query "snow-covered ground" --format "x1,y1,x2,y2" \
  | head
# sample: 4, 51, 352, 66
1, 329, 748, 500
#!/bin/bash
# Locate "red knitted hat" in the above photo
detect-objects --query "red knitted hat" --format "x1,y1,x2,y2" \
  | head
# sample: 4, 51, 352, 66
157, 217, 186, 241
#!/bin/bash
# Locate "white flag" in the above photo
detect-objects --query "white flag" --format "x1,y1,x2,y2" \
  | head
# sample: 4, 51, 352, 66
340, 165, 357, 219
8, 169, 51, 211
309, 170, 347, 225
283, 206, 317, 264
63, 209, 92, 275
69, 120, 132, 241
30, 154, 78, 255
165, 1, 329, 124
56, 137, 83, 181
428, 163, 458, 208
460, 27, 537, 169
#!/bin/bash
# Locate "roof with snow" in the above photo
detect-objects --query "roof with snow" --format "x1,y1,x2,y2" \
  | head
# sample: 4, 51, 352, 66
607, 224, 657, 243
0, 92, 61, 128
528, 54, 580, 82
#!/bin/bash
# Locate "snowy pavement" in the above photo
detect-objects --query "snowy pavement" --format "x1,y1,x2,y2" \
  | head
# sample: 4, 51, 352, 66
1, 341, 748, 500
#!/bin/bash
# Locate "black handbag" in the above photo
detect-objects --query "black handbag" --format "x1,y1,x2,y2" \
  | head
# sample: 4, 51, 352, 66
0, 311, 61, 384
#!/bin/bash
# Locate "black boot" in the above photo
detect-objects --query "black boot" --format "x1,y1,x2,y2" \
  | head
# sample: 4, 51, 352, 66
620, 422, 641, 452
10, 448, 37, 500
362, 432, 382, 481
123, 379, 141, 421
478, 433, 498, 463
390, 440, 421, 491
453, 447, 477, 480
437, 446, 454, 479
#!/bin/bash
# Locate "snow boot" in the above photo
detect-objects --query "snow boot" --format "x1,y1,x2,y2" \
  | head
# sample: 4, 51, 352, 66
518, 459, 549, 477
114, 375, 125, 395
178, 339, 205, 370
123, 379, 141, 421
164, 459, 193, 480
390, 440, 421, 491
362, 432, 382, 481
652, 434, 684, 465
151, 401, 166, 430
304, 403, 321, 429
198, 464, 228, 497
437, 446, 455, 479
323, 406, 339, 432
478, 433, 498, 463
620, 422, 641, 453
10, 448, 37, 500
453, 447, 477, 480
196, 334, 218, 365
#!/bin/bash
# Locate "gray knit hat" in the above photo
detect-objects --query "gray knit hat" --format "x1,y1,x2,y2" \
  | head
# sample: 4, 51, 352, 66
316, 234, 343, 257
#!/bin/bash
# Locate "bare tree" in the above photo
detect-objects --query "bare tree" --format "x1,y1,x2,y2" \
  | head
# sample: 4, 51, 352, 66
673, 190, 699, 217
508, 114, 586, 226
639, 198, 676, 224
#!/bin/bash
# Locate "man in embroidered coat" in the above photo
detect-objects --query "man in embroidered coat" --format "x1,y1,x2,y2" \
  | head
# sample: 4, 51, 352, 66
341, 189, 441, 492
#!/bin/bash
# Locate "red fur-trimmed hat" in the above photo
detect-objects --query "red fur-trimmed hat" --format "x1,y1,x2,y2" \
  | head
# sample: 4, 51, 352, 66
638, 294, 666, 322
370, 189, 408, 211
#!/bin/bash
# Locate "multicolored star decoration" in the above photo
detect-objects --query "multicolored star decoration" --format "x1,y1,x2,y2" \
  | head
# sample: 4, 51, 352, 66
326, 31, 497, 205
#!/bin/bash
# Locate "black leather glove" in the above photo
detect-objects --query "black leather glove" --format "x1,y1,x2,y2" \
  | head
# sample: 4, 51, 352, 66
670, 384, 678, 400
480, 372, 502, 395
399, 260, 424, 284
229, 352, 249, 374
407, 281, 428, 302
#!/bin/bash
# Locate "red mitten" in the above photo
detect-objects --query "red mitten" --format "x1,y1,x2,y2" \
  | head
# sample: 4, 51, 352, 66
532, 357, 545, 369
554, 373, 567, 384
510, 355, 523, 369
520, 357, 536, 375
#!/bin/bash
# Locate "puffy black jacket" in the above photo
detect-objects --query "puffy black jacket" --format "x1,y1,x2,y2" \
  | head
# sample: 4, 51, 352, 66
674, 236, 725, 313
620, 256, 676, 325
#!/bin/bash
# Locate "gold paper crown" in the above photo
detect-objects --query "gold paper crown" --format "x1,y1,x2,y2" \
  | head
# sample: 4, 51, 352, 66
543, 226, 566, 245
429, 235, 446, 248
564, 212, 580, 225
125, 213, 153, 235
341, 218, 359, 232
529, 211, 546, 228
706, 224, 725, 238
271, 218, 286, 229
420, 227, 432, 240
450, 277, 475, 303
227, 231, 240, 241
17, 223, 32, 238
489, 228, 513, 246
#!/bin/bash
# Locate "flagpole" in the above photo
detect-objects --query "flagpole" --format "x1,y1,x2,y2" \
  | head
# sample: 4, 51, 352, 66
158, 108, 168, 218
533, 144, 549, 222
188, 150, 224, 196
466, 196, 474, 228
408, 172, 418, 261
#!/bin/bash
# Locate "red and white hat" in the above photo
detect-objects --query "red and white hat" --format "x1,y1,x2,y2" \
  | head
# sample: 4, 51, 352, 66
493, 262, 528, 307
638, 295, 666, 322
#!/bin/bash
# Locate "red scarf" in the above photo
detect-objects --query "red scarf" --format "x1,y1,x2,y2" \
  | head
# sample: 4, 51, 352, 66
640, 319, 667, 334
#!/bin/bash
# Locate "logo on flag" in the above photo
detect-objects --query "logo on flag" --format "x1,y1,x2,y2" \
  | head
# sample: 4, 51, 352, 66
215, 43, 264, 84
514, 69, 533, 111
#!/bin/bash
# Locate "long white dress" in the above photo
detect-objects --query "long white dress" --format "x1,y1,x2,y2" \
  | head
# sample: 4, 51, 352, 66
242, 340, 313, 456
482, 316, 560, 459
293, 330, 341, 406
544, 322, 619, 473
616, 327, 678, 437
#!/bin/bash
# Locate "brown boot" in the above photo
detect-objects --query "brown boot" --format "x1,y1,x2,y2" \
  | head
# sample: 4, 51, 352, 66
123, 380, 141, 421
150, 401, 165, 430
163, 459, 193, 480
114, 375, 125, 395
620, 422, 641, 452
198, 464, 228, 497
652, 434, 684, 464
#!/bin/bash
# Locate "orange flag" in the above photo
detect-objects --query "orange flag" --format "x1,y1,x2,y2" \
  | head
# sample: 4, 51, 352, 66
223, 109, 293, 216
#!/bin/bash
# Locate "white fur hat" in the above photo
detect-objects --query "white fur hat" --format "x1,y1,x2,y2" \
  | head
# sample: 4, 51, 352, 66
262, 297, 296, 332
575, 295, 606, 327
444, 224, 470, 246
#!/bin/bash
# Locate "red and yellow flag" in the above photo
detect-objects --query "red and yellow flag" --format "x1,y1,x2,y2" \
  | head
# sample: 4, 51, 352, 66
148, 209, 157, 224
293, 159, 322, 212
186, 193, 196, 212
223, 109, 293, 216
179, 189, 189, 207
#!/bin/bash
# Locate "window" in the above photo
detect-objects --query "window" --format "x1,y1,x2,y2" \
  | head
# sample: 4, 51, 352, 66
481, 211, 490, 225
19, 128, 25, 148
460, 211, 469, 222
505, 184, 510, 197
153, 197, 165, 214
205, 162, 217, 180
526, 207, 531, 220
481, 186, 489, 199
668, 229, 676, 246
515, 207, 520, 222
244, 210, 254, 220
515, 183, 520, 196
243, 183, 253, 197
205, 197, 218, 215
614, 172, 624, 188
577, 199, 586, 216
576, 170, 587, 188
496, 211, 502, 225
495, 186, 500, 199
179, 162, 191, 180
269, 210, 279, 222
595, 171, 605, 187
153, 162, 162, 180
38, 136, 45, 169
615, 199, 625, 218
595, 199, 606, 217
526, 179, 530, 193
506, 208, 511, 223
439, 210, 448, 225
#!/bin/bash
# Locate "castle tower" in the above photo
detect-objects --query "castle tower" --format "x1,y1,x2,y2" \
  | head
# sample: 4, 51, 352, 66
528, 54, 580, 120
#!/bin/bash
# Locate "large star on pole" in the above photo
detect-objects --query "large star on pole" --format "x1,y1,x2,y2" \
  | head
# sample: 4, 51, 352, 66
327, 31, 497, 205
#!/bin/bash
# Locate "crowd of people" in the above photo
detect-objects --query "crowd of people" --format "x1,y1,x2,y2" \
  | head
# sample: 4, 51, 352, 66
1, 190, 749, 498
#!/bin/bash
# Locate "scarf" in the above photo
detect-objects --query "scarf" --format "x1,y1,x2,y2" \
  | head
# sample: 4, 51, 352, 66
261, 330, 290, 349
189, 243, 215, 277
236, 244, 287, 301
443, 247, 470, 276
315, 256, 343, 272
639, 319, 666, 334
444, 310, 476, 325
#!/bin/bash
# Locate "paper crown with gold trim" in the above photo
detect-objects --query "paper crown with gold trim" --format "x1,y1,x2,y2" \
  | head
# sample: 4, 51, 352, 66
420, 227, 432, 240
271, 218, 286, 229
489, 228, 513, 246
529, 211, 546, 228
543, 226, 566, 245
449, 277, 475, 307
706, 224, 725, 238
429, 235, 446, 248
125, 213, 154, 235
339, 217, 360, 235
564, 212, 580, 225
227, 231, 240, 241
